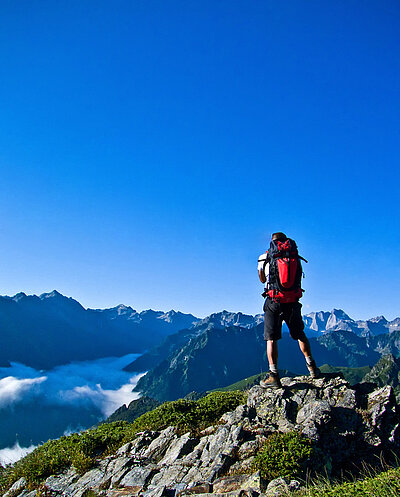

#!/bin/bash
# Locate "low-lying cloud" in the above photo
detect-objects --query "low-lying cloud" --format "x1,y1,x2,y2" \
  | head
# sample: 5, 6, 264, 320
0, 441, 36, 466
0, 354, 146, 457
0, 354, 143, 417
61, 374, 145, 417
0, 376, 47, 408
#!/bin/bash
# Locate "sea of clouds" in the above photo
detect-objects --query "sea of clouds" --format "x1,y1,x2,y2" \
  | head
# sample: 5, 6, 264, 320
0, 354, 144, 466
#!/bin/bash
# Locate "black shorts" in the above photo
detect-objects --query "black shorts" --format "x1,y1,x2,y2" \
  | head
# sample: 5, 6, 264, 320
263, 298, 307, 341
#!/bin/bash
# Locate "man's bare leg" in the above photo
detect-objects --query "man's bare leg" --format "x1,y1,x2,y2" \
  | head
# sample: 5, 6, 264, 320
267, 339, 278, 369
260, 339, 282, 387
298, 337, 320, 378
298, 337, 312, 358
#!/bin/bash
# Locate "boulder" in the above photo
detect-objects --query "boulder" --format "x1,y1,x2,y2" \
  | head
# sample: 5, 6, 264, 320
265, 477, 301, 496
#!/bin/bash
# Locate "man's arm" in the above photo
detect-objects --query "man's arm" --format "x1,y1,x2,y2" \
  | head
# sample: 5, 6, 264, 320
257, 253, 268, 284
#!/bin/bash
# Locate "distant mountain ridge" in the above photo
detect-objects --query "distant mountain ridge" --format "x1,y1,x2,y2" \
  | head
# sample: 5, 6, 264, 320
0, 290, 398, 370
124, 308, 400, 373
134, 323, 400, 402
0, 291, 199, 369
303, 308, 400, 336
132, 323, 381, 401
194, 308, 400, 337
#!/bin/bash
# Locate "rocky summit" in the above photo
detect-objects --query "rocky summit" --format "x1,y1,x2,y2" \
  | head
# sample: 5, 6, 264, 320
8, 375, 400, 497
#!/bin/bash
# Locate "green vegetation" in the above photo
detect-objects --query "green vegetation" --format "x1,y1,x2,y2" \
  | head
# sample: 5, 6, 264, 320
252, 431, 314, 481
295, 466, 400, 497
319, 364, 371, 385
0, 422, 130, 491
129, 390, 246, 434
0, 390, 246, 493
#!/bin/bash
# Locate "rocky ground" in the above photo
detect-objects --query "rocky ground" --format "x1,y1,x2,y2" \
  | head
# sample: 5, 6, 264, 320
6, 374, 400, 497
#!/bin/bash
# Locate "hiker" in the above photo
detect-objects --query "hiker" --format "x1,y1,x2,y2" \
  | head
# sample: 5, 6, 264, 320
258, 232, 320, 388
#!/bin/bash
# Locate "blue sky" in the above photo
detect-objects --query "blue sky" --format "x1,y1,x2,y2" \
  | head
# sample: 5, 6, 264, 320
0, 0, 399, 319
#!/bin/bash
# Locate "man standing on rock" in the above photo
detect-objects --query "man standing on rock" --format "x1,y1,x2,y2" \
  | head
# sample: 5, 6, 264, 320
258, 232, 320, 388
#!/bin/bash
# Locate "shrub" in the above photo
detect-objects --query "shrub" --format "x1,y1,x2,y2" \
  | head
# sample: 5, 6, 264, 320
71, 451, 95, 475
252, 431, 314, 481
124, 390, 246, 436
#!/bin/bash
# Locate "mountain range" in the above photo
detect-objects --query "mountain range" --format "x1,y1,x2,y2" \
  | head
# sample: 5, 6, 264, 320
133, 323, 394, 401
130, 310, 400, 402
0, 291, 198, 369
1, 290, 399, 373
303, 308, 400, 335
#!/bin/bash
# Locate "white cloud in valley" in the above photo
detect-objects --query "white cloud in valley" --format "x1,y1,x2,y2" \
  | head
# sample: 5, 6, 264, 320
0, 376, 47, 408
0, 353, 144, 416
61, 373, 145, 416
0, 441, 36, 466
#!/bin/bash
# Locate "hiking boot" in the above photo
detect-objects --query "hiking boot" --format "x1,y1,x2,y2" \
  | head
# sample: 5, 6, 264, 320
307, 360, 321, 379
259, 372, 282, 389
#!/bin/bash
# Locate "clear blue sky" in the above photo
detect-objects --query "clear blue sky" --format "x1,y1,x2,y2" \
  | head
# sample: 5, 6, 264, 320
0, 0, 399, 320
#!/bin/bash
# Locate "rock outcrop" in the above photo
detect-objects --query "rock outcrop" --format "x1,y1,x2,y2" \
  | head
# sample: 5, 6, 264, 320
13, 375, 400, 497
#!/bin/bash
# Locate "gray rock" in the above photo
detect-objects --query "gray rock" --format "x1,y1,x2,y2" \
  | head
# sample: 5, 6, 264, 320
265, 477, 301, 495
200, 426, 230, 464
116, 442, 133, 456
227, 425, 245, 447
44, 468, 80, 494
66, 466, 110, 496
333, 386, 357, 409
180, 466, 210, 486
159, 432, 200, 466
265, 478, 300, 497
3, 477, 27, 497
229, 456, 255, 475
119, 465, 158, 487
177, 481, 212, 495
141, 485, 169, 497
180, 437, 208, 466
220, 405, 254, 426
106, 488, 143, 496
149, 463, 190, 488
367, 385, 396, 428
389, 423, 400, 444
201, 453, 235, 482
108, 457, 136, 487
142, 426, 177, 462
296, 400, 331, 440
265, 477, 292, 496
129, 431, 160, 457
241, 470, 266, 492
247, 387, 297, 426
237, 440, 261, 459
213, 474, 252, 493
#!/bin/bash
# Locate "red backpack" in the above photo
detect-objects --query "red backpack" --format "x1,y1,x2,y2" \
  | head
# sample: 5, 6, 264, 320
266, 238, 307, 303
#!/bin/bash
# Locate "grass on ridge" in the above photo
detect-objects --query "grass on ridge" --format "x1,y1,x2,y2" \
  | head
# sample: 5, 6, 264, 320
294, 465, 400, 497
319, 364, 371, 385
